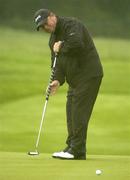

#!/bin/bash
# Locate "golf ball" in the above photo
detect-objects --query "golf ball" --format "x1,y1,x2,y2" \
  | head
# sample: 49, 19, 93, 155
96, 169, 102, 175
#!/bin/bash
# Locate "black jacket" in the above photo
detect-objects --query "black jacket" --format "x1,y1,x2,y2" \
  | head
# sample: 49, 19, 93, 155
49, 16, 103, 87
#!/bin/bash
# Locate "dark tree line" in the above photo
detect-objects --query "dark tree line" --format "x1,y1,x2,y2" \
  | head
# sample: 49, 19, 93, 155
0, 0, 129, 38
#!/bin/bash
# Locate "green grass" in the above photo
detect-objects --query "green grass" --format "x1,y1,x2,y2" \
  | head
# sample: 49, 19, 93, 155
0, 27, 130, 179
0, 93, 130, 155
1, 152, 130, 180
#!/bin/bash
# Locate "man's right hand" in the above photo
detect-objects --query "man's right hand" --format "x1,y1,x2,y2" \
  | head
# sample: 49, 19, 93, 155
49, 80, 60, 95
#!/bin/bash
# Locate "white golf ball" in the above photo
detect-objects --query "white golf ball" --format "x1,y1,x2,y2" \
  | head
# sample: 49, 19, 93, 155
96, 169, 102, 175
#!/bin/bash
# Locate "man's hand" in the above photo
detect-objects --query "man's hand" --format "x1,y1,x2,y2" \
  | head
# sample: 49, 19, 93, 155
49, 80, 60, 95
53, 41, 63, 53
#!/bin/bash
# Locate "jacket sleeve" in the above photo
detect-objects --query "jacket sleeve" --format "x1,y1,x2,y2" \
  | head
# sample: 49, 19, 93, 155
53, 58, 65, 86
60, 21, 85, 55
51, 51, 65, 86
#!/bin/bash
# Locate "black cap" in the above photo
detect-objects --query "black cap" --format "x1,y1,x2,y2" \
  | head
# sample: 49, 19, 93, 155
34, 9, 51, 31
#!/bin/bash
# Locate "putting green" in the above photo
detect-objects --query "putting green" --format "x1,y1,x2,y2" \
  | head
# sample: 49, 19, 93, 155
0, 152, 130, 180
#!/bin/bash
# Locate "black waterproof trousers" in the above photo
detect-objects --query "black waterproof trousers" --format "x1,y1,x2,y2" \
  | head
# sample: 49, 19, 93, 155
66, 77, 102, 156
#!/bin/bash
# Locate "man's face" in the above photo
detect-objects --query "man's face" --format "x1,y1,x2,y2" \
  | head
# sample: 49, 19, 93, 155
40, 15, 57, 33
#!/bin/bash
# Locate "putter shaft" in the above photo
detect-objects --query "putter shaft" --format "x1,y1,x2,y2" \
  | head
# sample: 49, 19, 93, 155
34, 55, 58, 151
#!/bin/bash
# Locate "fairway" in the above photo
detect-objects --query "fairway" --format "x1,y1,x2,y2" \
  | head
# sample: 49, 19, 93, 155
0, 28, 130, 179
1, 152, 130, 180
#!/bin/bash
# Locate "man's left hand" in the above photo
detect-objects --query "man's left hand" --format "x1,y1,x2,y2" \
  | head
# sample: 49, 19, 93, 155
53, 41, 62, 53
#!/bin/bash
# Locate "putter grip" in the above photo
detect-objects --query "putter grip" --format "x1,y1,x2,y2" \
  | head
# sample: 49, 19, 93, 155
46, 67, 55, 100
45, 53, 58, 101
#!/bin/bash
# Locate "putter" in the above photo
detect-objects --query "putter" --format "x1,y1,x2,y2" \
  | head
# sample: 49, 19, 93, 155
28, 53, 58, 156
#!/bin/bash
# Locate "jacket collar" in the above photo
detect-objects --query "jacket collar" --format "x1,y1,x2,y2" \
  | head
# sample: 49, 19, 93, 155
54, 16, 63, 34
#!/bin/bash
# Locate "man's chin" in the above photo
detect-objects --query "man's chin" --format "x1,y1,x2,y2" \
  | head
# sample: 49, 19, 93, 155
44, 28, 54, 33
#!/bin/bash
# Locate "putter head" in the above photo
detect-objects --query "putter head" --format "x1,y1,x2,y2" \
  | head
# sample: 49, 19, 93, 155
28, 151, 39, 156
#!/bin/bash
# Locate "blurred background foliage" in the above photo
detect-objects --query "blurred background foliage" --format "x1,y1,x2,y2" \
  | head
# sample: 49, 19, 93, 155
0, 0, 130, 38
